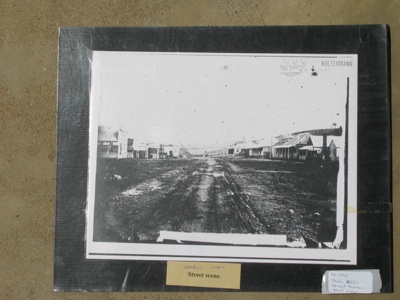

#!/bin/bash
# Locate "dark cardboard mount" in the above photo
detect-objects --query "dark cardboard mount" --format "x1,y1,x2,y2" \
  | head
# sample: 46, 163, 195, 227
54, 25, 392, 292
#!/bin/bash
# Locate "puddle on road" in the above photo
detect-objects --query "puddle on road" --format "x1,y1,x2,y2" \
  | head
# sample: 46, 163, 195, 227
161, 169, 181, 178
195, 158, 223, 203
192, 170, 225, 178
193, 159, 225, 178
205, 171, 225, 178
121, 180, 162, 196
197, 175, 213, 202
207, 158, 217, 166
226, 162, 242, 173
252, 170, 292, 174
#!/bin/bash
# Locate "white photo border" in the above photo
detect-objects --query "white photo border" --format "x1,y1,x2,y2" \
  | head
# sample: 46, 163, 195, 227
86, 52, 358, 265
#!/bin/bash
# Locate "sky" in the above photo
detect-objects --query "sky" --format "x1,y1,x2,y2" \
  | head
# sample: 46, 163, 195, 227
91, 52, 357, 147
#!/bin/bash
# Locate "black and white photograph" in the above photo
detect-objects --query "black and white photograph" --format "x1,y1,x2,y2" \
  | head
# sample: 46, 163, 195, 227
86, 51, 358, 264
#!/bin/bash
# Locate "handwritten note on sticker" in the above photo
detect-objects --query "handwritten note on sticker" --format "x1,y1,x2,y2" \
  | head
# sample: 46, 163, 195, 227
166, 261, 241, 289
327, 271, 373, 294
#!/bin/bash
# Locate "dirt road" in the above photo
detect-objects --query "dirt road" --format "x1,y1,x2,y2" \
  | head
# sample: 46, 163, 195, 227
94, 157, 337, 244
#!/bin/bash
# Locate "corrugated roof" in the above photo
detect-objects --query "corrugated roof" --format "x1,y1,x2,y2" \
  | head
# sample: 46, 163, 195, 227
239, 141, 260, 149
254, 138, 273, 148
273, 144, 296, 149
273, 133, 311, 149
299, 145, 315, 151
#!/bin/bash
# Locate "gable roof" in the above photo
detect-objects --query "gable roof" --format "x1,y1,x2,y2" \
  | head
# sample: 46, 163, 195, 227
328, 136, 343, 148
273, 133, 311, 149
231, 141, 258, 149
253, 138, 273, 148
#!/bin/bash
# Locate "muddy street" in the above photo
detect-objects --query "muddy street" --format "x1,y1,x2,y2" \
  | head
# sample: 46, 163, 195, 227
94, 157, 337, 244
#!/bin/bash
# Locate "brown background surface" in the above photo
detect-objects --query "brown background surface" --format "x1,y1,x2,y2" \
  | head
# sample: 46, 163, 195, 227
0, 1, 398, 299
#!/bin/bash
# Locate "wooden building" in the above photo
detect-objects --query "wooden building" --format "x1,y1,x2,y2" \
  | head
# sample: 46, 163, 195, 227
272, 133, 312, 160
147, 144, 161, 159
295, 134, 342, 161
97, 126, 129, 159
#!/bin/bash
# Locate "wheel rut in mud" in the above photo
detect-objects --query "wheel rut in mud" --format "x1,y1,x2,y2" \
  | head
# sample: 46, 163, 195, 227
95, 157, 337, 244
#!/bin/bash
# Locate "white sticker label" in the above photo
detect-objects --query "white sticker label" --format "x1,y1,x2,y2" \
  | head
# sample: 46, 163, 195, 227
328, 271, 373, 294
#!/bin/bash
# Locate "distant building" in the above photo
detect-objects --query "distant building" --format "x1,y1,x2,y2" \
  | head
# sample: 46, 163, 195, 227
254, 138, 273, 159
274, 129, 343, 161
147, 144, 161, 159
127, 138, 134, 158
160, 145, 191, 159
225, 138, 273, 158
133, 144, 148, 159
228, 144, 243, 156
238, 141, 259, 157
162, 145, 180, 158
272, 133, 312, 160
117, 128, 128, 159
305, 135, 341, 161
97, 126, 129, 159
262, 146, 272, 159
327, 137, 341, 162
226, 142, 248, 156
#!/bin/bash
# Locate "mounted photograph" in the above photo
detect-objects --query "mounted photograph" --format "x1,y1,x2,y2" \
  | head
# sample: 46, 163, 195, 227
86, 51, 358, 264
